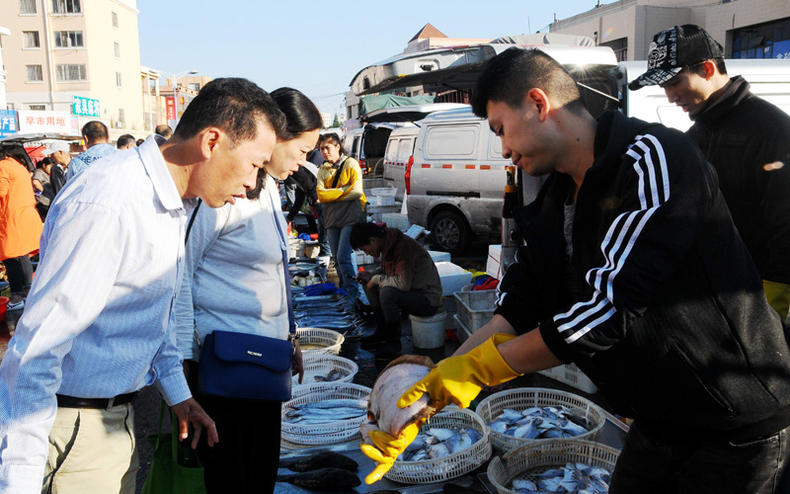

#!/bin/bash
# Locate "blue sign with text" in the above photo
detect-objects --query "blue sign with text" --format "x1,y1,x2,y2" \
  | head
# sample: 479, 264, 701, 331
72, 96, 101, 117
0, 109, 19, 138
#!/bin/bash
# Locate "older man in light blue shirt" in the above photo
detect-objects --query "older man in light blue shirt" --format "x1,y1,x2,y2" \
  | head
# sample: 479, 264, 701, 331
0, 78, 285, 494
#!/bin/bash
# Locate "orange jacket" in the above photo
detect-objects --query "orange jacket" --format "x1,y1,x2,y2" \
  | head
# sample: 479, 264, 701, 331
0, 157, 43, 260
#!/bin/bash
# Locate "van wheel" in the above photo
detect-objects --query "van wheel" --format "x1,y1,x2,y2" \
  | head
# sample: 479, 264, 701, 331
429, 210, 471, 254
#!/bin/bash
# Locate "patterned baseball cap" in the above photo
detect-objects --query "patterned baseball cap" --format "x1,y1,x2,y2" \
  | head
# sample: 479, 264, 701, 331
629, 25, 724, 90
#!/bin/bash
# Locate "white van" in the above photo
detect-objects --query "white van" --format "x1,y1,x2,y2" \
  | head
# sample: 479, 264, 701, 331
382, 126, 419, 201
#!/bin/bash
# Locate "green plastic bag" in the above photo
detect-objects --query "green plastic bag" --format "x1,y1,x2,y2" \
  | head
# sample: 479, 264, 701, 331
140, 402, 206, 494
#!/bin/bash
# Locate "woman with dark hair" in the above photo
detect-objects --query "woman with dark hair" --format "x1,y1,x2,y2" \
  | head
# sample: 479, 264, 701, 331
316, 132, 367, 302
173, 87, 320, 493
32, 157, 55, 219
0, 150, 44, 310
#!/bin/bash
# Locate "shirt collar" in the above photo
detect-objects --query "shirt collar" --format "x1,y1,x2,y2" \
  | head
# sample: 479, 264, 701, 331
138, 135, 184, 212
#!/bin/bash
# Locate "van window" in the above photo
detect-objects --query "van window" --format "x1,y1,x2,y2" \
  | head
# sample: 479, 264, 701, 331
352, 136, 361, 157
425, 125, 477, 157
385, 139, 400, 162
397, 138, 415, 162
489, 133, 503, 159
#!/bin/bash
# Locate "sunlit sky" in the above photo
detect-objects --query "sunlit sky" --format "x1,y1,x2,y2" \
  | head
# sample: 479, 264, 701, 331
138, 1, 617, 116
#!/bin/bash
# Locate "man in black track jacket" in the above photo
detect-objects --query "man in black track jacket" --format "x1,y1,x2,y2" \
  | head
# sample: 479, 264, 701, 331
631, 24, 790, 321
425, 48, 790, 493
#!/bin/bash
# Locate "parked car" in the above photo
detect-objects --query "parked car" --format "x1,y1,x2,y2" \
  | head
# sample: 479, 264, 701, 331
382, 126, 419, 202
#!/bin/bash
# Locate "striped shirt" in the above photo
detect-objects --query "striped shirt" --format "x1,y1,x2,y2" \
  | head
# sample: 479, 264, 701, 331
0, 136, 192, 493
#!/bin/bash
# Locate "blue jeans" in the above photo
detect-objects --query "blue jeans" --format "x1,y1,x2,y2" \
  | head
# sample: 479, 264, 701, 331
327, 225, 359, 300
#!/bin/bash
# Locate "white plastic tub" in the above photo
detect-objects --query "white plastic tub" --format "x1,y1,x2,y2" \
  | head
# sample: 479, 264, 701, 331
410, 311, 447, 349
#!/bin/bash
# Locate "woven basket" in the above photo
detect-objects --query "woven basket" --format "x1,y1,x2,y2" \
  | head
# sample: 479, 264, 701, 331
475, 387, 606, 452
297, 327, 344, 355
292, 353, 358, 387
281, 382, 371, 445
488, 439, 619, 494
384, 407, 492, 484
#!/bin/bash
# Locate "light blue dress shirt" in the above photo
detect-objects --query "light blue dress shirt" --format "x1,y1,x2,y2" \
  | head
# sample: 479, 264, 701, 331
0, 136, 192, 493
65, 142, 116, 180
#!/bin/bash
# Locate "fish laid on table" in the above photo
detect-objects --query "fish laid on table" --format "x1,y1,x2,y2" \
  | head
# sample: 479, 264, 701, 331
510, 462, 610, 494
488, 406, 590, 440
277, 467, 361, 491
400, 426, 481, 461
363, 355, 437, 441
279, 451, 358, 472
284, 398, 368, 425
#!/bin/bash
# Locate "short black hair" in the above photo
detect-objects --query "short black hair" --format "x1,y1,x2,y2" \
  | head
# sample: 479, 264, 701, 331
472, 48, 585, 119
136, 138, 145, 146
350, 222, 386, 250
116, 134, 135, 148
154, 124, 172, 138
688, 58, 728, 76
81, 120, 108, 142
271, 87, 322, 140
317, 132, 345, 156
173, 78, 286, 147
38, 157, 55, 169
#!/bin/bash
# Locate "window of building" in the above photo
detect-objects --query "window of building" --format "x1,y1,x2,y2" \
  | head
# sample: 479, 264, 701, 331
29, 104, 46, 110
20, 0, 36, 14
23, 31, 40, 48
113, 42, 120, 58
116, 72, 122, 87
54, 31, 84, 48
118, 108, 125, 126
56, 64, 87, 81
187, 82, 200, 91
732, 17, 790, 59
112, 11, 118, 27
26, 65, 43, 82
52, 0, 81, 14
600, 37, 628, 62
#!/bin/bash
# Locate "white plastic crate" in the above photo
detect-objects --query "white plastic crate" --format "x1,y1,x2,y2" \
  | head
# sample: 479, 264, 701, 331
454, 289, 497, 333
367, 204, 401, 222
537, 363, 598, 394
381, 212, 410, 231
454, 314, 473, 343
429, 250, 451, 263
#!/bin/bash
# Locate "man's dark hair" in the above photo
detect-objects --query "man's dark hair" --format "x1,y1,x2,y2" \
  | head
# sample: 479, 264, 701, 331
81, 120, 108, 142
317, 132, 345, 156
136, 138, 145, 146
38, 157, 55, 169
472, 48, 585, 119
271, 87, 322, 140
350, 222, 386, 250
154, 124, 173, 139
116, 134, 135, 148
173, 78, 286, 146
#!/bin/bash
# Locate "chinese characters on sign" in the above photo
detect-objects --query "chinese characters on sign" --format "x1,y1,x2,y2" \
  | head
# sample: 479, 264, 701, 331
72, 96, 101, 117
0, 110, 19, 138
17, 110, 76, 134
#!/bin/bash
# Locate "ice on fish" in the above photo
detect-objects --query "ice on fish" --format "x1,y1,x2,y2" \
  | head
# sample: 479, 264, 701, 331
509, 462, 610, 494
488, 406, 591, 440
399, 426, 482, 462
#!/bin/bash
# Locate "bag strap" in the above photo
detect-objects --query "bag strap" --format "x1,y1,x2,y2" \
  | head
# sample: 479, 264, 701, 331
185, 199, 203, 245
269, 187, 296, 335
330, 157, 348, 189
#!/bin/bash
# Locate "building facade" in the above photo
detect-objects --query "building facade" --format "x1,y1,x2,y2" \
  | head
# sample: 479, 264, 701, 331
1, 0, 145, 138
549, 0, 790, 62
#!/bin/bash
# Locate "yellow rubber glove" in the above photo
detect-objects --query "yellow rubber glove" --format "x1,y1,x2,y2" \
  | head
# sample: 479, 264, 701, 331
764, 280, 790, 322
360, 421, 421, 484
398, 333, 522, 411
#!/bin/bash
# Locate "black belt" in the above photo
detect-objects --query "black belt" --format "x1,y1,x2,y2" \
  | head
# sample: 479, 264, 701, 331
56, 392, 137, 409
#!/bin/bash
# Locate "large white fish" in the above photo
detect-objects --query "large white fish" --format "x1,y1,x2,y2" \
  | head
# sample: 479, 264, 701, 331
362, 355, 437, 442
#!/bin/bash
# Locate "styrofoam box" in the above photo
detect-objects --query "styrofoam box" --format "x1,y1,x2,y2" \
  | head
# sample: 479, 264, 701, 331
367, 204, 400, 222
429, 250, 451, 263
537, 364, 598, 394
435, 262, 473, 296
381, 212, 409, 231
486, 244, 503, 280
368, 195, 396, 207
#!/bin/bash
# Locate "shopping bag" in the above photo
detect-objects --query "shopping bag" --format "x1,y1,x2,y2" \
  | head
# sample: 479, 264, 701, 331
140, 402, 206, 494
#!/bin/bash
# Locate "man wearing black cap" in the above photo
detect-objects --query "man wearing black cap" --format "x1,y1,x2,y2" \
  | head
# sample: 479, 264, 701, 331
631, 24, 790, 322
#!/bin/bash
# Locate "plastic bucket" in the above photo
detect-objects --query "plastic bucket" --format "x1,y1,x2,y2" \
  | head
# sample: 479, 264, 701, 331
410, 311, 447, 349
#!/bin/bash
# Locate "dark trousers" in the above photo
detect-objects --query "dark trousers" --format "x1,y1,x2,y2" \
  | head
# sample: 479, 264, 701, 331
2, 255, 33, 295
610, 421, 790, 494
366, 285, 438, 341
315, 204, 329, 256
186, 362, 282, 494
